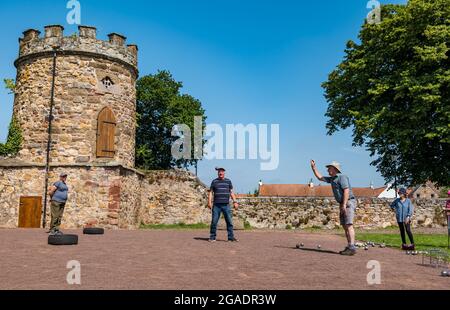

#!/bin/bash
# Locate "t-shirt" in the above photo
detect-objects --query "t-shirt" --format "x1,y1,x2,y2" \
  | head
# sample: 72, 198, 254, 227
210, 178, 233, 204
52, 181, 68, 203
323, 174, 355, 204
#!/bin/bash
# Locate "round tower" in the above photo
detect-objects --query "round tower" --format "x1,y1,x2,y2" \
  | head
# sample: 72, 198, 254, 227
13, 25, 138, 168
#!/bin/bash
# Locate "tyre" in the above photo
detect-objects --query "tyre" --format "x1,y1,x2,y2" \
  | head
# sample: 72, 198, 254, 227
48, 234, 78, 246
83, 227, 105, 235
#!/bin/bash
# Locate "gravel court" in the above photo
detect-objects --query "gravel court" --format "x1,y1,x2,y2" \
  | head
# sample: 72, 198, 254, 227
0, 229, 448, 290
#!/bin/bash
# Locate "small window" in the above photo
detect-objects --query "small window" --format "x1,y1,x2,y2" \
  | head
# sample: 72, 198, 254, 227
101, 77, 114, 89
416, 194, 420, 198
431, 194, 435, 199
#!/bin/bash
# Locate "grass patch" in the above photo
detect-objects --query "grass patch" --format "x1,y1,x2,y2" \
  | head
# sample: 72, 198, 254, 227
140, 223, 209, 230
244, 220, 252, 230
356, 232, 450, 254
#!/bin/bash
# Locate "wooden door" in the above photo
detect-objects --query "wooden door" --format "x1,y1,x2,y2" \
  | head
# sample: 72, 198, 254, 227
18, 197, 42, 228
96, 107, 116, 158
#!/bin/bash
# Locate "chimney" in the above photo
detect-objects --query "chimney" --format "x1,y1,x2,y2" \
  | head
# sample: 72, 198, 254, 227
370, 181, 374, 190
108, 33, 126, 46
78, 26, 97, 39
309, 179, 314, 188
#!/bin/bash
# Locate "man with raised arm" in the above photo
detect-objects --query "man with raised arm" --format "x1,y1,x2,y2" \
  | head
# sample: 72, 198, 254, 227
311, 160, 357, 256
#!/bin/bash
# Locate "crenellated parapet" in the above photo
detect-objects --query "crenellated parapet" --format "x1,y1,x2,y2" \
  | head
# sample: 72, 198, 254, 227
16, 25, 138, 76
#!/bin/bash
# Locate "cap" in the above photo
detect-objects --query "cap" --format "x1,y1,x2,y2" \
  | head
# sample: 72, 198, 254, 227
399, 188, 407, 195
215, 167, 226, 172
60, 172, 68, 177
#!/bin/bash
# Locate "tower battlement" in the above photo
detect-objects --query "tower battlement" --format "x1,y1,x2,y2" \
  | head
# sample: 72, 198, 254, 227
17, 25, 138, 74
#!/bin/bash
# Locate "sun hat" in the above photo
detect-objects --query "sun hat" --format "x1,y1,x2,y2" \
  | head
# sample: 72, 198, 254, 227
326, 161, 342, 173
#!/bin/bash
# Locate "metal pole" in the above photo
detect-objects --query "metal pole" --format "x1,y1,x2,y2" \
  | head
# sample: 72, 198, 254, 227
42, 49, 58, 229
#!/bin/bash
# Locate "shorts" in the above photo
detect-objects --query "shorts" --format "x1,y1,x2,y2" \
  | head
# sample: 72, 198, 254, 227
340, 199, 357, 226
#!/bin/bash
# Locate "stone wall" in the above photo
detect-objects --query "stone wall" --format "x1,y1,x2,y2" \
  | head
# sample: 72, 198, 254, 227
119, 168, 144, 229
0, 166, 45, 227
1, 162, 445, 231
140, 170, 210, 226
0, 164, 210, 229
0, 162, 144, 229
235, 197, 448, 230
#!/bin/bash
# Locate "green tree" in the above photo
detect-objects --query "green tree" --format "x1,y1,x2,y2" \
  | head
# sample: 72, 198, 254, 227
440, 186, 450, 198
3, 79, 15, 94
0, 79, 22, 157
0, 117, 22, 157
136, 70, 206, 170
322, 0, 450, 187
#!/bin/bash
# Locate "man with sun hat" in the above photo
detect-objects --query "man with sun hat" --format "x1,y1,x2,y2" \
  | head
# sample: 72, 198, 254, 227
311, 160, 357, 255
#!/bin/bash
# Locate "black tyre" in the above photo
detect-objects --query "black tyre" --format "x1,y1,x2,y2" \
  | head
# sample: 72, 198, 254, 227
83, 227, 105, 235
48, 234, 78, 246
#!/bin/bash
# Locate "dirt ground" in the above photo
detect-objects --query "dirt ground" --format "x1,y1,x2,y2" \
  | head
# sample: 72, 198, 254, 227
0, 229, 449, 290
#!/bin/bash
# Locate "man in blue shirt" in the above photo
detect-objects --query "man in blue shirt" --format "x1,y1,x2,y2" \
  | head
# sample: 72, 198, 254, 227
311, 160, 357, 256
208, 167, 239, 242
48, 172, 69, 235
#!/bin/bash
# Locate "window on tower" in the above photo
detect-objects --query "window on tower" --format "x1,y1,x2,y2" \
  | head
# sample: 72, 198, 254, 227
101, 76, 114, 89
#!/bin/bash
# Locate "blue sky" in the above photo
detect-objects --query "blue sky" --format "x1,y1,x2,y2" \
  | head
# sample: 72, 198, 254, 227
0, 0, 406, 193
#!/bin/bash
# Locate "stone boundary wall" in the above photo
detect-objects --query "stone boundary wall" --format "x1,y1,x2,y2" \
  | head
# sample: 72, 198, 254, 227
2, 163, 446, 230
139, 170, 210, 226
235, 197, 448, 230
0, 163, 144, 229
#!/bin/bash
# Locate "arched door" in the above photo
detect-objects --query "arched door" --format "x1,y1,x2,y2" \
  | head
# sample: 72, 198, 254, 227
96, 107, 116, 158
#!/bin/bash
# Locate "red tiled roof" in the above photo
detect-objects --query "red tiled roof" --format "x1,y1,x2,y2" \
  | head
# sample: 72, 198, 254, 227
259, 184, 386, 198
236, 194, 255, 198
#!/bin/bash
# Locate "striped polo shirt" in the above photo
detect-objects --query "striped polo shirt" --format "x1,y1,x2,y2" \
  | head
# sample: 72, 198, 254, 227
210, 178, 233, 204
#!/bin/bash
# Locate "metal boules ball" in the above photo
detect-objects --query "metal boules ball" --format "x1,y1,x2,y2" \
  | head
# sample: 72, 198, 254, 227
296, 244, 300, 249
317, 245, 321, 249
364, 246, 369, 251
300, 243, 304, 247
441, 270, 450, 277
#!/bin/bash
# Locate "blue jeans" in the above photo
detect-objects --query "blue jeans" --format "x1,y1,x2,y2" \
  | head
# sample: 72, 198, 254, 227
210, 203, 234, 240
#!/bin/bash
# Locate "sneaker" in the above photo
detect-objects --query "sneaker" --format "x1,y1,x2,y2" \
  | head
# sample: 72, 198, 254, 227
402, 244, 409, 251
408, 244, 415, 251
49, 230, 63, 236
208, 239, 216, 243
340, 248, 356, 256
339, 246, 349, 254
228, 238, 239, 242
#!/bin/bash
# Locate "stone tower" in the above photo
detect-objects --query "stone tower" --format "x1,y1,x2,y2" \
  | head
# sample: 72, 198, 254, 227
0, 25, 143, 229
14, 25, 138, 168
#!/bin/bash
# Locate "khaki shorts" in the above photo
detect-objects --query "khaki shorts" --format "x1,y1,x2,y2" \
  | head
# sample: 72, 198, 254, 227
340, 199, 357, 226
